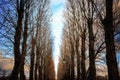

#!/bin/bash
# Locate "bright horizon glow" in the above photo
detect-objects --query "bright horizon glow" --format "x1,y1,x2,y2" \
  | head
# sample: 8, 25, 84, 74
50, 0, 65, 78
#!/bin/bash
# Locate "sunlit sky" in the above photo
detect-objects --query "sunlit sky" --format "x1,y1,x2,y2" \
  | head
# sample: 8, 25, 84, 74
50, 0, 65, 75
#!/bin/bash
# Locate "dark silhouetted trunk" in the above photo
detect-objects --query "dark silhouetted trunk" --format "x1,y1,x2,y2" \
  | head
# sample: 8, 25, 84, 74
71, 45, 75, 80
20, 9, 28, 80
81, 29, 87, 80
76, 38, 80, 80
102, 0, 120, 80
10, 0, 24, 80
35, 63, 38, 80
35, 47, 41, 80
35, 24, 42, 80
87, 18, 96, 80
30, 37, 35, 80
39, 65, 42, 80
20, 64, 25, 80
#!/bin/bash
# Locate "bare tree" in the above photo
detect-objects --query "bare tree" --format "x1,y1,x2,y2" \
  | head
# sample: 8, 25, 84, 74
20, 1, 31, 80
27, 0, 54, 80
77, 0, 97, 79
29, 35, 35, 80
102, 0, 120, 80
10, 0, 25, 80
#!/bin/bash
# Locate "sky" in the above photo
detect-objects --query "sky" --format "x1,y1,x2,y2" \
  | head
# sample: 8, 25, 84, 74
50, 0, 65, 75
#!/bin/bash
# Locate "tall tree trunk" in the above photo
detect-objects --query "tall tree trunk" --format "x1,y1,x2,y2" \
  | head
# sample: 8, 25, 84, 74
10, 0, 24, 80
20, 8, 28, 80
87, 18, 96, 80
70, 45, 75, 80
39, 50, 42, 80
20, 64, 25, 80
39, 65, 42, 80
81, 29, 87, 80
35, 47, 41, 80
35, 62, 38, 80
35, 24, 41, 80
102, 0, 120, 80
76, 38, 80, 80
29, 37, 35, 80
68, 63, 71, 80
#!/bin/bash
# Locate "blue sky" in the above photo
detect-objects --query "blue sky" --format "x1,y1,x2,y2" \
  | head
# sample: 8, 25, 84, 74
50, 0, 65, 74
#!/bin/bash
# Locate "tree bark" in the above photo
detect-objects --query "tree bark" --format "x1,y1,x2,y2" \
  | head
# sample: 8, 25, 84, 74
39, 65, 42, 80
76, 38, 80, 80
35, 47, 41, 80
20, 8, 28, 80
70, 45, 75, 80
10, 0, 24, 80
35, 23, 41, 80
29, 37, 35, 80
102, 0, 120, 80
20, 64, 25, 80
81, 29, 87, 80
87, 18, 96, 80
35, 63, 38, 80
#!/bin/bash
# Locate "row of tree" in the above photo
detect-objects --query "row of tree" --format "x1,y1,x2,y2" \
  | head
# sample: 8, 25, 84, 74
0, 0, 55, 80
57, 0, 120, 80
